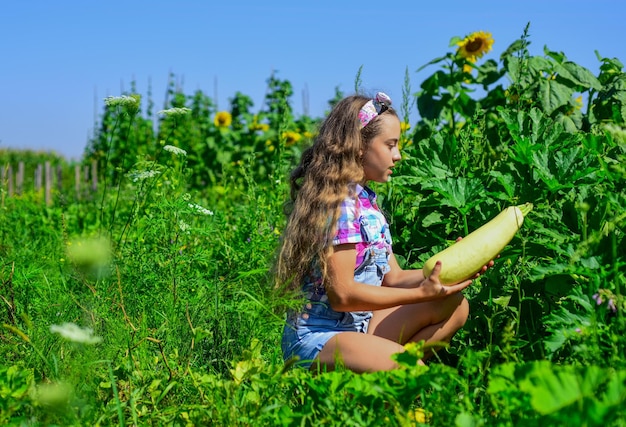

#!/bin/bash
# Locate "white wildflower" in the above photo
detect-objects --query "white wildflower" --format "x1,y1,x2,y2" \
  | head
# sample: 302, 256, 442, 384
50, 322, 102, 344
104, 95, 139, 109
179, 220, 191, 234
189, 203, 214, 216
158, 107, 191, 117
128, 170, 161, 182
603, 123, 626, 143
163, 145, 187, 157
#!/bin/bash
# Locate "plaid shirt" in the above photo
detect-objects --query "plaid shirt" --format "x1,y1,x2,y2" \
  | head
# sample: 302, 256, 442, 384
332, 184, 393, 268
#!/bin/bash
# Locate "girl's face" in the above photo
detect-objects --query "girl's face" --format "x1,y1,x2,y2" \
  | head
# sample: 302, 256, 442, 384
362, 114, 401, 183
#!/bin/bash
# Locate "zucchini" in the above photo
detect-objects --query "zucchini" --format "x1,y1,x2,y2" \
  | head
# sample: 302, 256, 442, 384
422, 203, 533, 285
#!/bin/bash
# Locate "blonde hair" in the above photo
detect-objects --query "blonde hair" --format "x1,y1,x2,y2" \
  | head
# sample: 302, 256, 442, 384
275, 94, 398, 291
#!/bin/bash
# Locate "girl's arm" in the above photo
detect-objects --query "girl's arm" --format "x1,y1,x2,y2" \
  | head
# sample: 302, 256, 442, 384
381, 253, 425, 288
326, 244, 470, 312
382, 250, 495, 289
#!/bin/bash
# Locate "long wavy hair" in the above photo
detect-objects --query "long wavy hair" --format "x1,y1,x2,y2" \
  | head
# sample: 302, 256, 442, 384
275, 94, 398, 292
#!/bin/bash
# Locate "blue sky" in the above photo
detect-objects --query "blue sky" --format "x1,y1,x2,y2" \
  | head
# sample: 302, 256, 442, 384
1, 0, 624, 160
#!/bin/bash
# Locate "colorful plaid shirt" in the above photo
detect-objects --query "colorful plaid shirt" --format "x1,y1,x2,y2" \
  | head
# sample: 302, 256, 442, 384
332, 184, 393, 268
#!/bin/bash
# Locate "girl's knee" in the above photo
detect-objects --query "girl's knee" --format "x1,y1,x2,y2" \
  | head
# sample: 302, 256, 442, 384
425, 293, 469, 328
451, 294, 469, 328
439, 293, 469, 329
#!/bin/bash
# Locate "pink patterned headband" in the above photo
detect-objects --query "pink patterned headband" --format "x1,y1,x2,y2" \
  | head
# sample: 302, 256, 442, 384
358, 92, 392, 128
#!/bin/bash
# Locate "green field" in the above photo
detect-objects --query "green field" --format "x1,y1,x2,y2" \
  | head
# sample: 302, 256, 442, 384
2, 29, 626, 426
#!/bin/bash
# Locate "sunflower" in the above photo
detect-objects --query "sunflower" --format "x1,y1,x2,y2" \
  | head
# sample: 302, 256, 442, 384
282, 131, 302, 147
250, 122, 270, 132
214, 111, 232, 128
249, 115, 270, 132
456, 31, 494, 62
408, 408, 431, 424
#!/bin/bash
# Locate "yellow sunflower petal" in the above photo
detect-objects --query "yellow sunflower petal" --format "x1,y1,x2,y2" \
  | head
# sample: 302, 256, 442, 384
456, 31, 494, 61
214, 111, 232, 128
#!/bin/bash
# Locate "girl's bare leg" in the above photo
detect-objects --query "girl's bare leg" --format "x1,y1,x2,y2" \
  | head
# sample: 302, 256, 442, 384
313, 332, 405, 373
367, 293, 469, 360
312, 294, 468, 372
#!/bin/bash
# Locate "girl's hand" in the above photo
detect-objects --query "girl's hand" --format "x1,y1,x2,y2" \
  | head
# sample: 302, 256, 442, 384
419, 260, 472, 299
475, 257, 496, 277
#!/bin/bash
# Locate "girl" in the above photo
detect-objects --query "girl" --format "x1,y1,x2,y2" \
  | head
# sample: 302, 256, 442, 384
276, 92, 490, 373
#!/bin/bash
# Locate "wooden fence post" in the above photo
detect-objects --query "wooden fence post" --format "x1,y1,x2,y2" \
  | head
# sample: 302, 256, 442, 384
2, 161, 100, 204
91, 160, 98, 192
56, 165, 63, 193
45, 161, 52, 205
1, 165, 5, 207
35, 164, 43, 193
6, 165, 14, 197
74, 165, 81, 199
17, 162, 24, 195
1, 164, 8, 207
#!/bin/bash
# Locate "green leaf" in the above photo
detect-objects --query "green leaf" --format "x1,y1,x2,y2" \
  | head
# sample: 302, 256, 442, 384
518, 362, 615, 417
558, 61, 602, 91
557, 114, 580, 133
492, 295, 512, 308
531, 149, 561, 192
539, 79, 574, 115
528, 56, 554, 74
391, 341, 425, 367
554, 146, 596, 184
417, 54, 453, 72
529, 262, 573, 281
422, 177, 485, 213
543, 291, 592, 355
489, 170, 517, 199
420, 70, 451, 92
500, 38, 528, 60
448, 36, 462, 47
476, 59, 505, 86
518, 362, 583, 414
155, 381, 177, 406
487, 362, 517, 394
544, 48, 567, 64
602, 370, 626, 407
455, 412, 477, 427
421, 211, 444, 228
505, 55, 521, 79
418, 92, 452, 121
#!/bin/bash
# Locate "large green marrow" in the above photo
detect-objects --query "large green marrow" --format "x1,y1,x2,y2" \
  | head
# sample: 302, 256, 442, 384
422, 203, 533, 285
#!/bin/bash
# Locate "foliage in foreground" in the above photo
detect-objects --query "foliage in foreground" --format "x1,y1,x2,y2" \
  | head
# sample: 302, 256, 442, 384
3, 343, 626, 426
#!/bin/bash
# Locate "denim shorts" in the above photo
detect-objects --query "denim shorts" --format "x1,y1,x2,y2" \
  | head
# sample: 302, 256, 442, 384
281, 247, 390, 369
